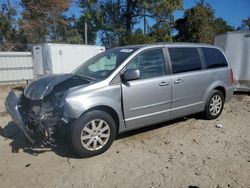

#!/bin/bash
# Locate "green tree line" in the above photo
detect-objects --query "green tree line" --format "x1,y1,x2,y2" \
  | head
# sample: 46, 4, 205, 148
0, 0, 249, 51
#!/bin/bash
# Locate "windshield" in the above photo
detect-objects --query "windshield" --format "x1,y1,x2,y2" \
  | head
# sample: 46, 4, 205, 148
74, 48, 137, 80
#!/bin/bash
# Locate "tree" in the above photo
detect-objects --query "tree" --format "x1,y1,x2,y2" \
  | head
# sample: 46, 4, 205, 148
62, 15, 83, 44
142, 0, 183, 42
77, 0, 103, 45
98, 0, 126, 47
64, 28, 83, 44
174, 17, 190, 42
77, 0, 141, 47
119, 28, 155, 45
20, 0, 72, 43
77, 0, 183, 47
122, 0, 141, 34
175, 1, 234, 44
214, 18, 234, 35
0, 2, 17, 50
177, 2, 215, 43
238, 17, 250, 30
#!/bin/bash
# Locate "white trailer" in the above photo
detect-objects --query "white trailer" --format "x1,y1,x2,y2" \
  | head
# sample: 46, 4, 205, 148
214, 31, 250, 91
32, 43, 105, 77
0, 52, 33, 84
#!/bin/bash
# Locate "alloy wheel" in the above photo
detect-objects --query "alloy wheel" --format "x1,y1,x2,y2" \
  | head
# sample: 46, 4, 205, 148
209, 95, 222, 116
81, 119, 110, 151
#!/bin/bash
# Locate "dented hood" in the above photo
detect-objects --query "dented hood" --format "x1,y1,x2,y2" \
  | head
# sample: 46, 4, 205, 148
24, 74, 74, 100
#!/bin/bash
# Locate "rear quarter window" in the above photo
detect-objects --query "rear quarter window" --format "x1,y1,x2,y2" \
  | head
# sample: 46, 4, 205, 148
202, 47, 228, 69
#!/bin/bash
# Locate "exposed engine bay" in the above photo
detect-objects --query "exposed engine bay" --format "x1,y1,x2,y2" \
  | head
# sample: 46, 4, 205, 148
17, 74, 93, 146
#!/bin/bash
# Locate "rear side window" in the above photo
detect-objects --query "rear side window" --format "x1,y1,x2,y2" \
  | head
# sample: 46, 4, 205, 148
169, 48, 202, 74
202, 48, 228, 68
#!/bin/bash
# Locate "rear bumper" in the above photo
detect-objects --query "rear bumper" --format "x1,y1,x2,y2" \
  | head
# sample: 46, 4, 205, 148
4, 90, 35, 144
225, 86, 234, 102
235, 80, 250, 92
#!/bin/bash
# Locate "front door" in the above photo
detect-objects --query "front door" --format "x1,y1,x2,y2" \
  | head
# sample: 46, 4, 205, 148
122, 48, 172, 128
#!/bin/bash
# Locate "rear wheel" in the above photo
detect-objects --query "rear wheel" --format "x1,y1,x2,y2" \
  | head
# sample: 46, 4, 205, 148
203, 90, 224, 120
71, 110, 116, 157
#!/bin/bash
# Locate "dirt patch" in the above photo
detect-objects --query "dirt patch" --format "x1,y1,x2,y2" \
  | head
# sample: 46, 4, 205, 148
0, 111, 8, 117
0, 82, 26, 88
0, 87, 249, 188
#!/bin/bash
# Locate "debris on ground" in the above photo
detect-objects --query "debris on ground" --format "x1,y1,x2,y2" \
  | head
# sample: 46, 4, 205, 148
25, 164, 31, 168
215, 124, 223, 128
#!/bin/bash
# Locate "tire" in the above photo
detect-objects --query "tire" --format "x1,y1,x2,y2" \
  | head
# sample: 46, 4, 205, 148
203, 90, 225, 120
71, 110, 117, 157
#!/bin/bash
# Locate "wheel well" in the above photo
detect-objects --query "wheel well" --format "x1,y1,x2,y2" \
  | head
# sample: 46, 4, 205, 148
84, 105, 120, 133
214, 86, 226, 99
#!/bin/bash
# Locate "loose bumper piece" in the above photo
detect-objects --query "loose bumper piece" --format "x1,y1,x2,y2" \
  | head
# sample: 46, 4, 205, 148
5, 90, 35, 144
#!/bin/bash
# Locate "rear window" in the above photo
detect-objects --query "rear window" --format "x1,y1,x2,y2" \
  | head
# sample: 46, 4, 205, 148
169, 48, 202, 74
202, 48, 228, 69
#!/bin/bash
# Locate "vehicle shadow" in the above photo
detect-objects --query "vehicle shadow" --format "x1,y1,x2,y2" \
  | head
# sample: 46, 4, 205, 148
0, 121, 32, 152
0, 113, 202, 159
117, 113, 202, 140
0, 121, 80, 158
12, 85, 25, 91
234, 91, 250, 96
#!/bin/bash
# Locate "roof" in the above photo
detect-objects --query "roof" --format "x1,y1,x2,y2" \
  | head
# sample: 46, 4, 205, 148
114, 42, 215, 50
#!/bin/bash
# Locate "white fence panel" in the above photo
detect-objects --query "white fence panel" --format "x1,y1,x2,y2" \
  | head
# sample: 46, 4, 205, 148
0, 52, 34, 83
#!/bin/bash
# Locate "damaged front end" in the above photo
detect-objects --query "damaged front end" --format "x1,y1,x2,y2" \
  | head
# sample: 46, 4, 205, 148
5, 74, 92, 146
18, 90, 66, 146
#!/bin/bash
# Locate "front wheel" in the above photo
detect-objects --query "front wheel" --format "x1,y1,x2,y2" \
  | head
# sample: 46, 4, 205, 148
71, 110, 116, 157
203, 90, 225, 120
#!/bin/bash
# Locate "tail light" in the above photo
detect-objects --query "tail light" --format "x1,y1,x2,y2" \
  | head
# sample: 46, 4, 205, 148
230, 68, 234, 85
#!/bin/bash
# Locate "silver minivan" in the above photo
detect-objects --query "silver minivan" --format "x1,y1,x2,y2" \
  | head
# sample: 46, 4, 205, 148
5, 43, 234, 157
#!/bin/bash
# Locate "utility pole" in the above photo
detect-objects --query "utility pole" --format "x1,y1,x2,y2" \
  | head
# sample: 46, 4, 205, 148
85, 22, 88, 45
85, 0, 88, 45
143, 9, 147, 34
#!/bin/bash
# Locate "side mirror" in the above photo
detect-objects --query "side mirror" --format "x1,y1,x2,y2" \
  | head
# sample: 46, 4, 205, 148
122, 69, 140, 81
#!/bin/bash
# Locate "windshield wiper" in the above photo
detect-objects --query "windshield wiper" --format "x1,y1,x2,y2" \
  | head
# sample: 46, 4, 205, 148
75, 74, 98, 81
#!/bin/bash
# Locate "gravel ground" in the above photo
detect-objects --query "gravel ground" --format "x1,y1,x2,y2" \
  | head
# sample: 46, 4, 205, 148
0, 84, 250, 188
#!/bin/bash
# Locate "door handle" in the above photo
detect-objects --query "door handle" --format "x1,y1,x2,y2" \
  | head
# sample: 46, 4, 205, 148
159, 81, 170, 86
174, 79, 183, 84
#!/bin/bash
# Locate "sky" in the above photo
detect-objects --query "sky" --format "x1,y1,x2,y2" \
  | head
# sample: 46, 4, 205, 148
176, 0, 250, 27
6, 0, 250, 29
67, 0, 250, 28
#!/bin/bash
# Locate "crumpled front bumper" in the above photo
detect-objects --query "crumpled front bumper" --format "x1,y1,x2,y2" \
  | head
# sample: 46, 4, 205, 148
5, 90, 35, 144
